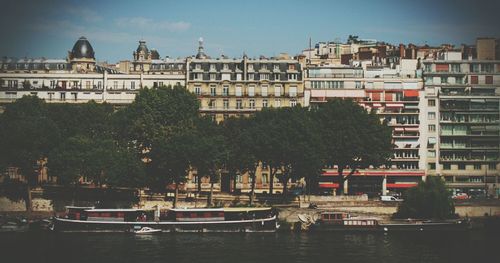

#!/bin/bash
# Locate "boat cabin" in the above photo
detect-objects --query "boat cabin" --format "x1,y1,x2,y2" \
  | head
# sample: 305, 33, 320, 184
320, 211, 379, 227
166, 208, 225, 222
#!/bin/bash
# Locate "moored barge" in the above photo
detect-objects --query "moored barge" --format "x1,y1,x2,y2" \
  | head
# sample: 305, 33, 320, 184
53, 206, 278, 232
299, 211, 469, 232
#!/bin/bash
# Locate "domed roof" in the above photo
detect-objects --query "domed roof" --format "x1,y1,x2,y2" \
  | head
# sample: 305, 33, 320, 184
150, 49, 160, 59
136, 40, 149, 54
71, 36, 95, 59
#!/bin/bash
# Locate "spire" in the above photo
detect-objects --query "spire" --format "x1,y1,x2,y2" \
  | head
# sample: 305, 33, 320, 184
196, 37, 209, 59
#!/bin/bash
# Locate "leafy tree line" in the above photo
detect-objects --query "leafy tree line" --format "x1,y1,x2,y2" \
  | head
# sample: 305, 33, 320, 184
0, 85, 392, 208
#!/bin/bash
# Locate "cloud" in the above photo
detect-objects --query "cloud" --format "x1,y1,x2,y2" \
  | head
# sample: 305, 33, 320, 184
64, 6, 103, 23
115, 17, 191, 32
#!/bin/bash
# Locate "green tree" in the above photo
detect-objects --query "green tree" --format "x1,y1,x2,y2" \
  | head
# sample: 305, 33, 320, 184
149, 131, 196, 208
394, 177, 456, 219
313, 99, 392, 195
0, 96, 60, 211
113, 85, 199, 157
190, 117, 228, 207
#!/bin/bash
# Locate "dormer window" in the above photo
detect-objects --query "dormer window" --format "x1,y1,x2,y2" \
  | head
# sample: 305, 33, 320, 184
195, 64, 201, 70
261, 64, 267, 70
223, 64, 229, 70
288, 64, 296, 70
274, 65, 280, 71
210, 64, 216, 71
248, 64, 254, 71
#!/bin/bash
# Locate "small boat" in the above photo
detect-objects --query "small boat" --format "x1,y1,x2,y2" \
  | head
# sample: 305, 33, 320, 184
134, 227, 162, 234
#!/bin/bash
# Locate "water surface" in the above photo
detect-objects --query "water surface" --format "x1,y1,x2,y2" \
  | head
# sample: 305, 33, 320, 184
0, 231, 496, 263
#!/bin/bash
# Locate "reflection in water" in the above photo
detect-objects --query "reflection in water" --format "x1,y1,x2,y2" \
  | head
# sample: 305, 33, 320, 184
0, 231, 496, 263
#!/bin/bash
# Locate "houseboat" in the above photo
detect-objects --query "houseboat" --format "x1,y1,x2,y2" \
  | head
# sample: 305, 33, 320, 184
52, 206, 278, 232
298, 211, 469, 232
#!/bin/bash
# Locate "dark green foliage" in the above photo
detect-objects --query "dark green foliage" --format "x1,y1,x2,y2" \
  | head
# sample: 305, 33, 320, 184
394, 177, 456, 219
313, 99, 393, 194
112, 85, 199, 155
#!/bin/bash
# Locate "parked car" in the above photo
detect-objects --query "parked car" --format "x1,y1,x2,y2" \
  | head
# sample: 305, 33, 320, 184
452, 193, 469, 200
380, 195, 403, 202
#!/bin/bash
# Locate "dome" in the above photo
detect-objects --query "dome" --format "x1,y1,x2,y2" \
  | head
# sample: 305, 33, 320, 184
71, 36, 95, 59
136, 40, 149, 54
150, 49, 160, 59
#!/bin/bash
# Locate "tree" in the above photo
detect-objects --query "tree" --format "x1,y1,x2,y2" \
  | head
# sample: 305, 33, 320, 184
190, 117, 228, 207
394, 177, 456, 219
0, 96, 60, 212
149, 131, 196, 208
48, 136, 146, 189
313, 99, 392, 195
112, 85, 199, 157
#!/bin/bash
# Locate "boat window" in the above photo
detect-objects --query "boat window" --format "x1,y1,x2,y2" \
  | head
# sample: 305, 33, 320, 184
203, 212, 212, 218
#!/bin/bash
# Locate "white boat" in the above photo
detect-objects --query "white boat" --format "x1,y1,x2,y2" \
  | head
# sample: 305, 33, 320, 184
134, 227, 162, 234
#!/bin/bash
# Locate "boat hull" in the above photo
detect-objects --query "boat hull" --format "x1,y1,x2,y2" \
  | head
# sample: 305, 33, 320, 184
52, 216, 278, 233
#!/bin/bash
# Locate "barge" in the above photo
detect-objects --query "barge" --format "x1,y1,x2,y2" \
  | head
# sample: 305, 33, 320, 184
298, 211, 469, 232
52, 206, 278, 232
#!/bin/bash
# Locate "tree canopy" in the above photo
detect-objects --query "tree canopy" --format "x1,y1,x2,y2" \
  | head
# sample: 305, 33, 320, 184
394, 177, 456, 220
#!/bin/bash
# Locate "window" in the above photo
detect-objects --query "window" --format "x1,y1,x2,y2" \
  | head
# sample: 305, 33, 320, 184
488, 163, 496, 170
482, 64, 493, 73
440, 77, 448, 84
274, 99, 281, 107
288, 74, 297, 80
458, 164, 466, 170
236, 99, 242, 109
428, 99, 435, 107
428, 150, 436, 158
355, 81, 361, 89
97, 81, 102, 89
260, 74, 269, 80
470, 64, 479, 73
131, 81, 135, 90
194, 86, 201, 95
261, 85, 268, 96
428, 124, 436, 132
195, 64, 201, 70
208, 99, 216, 109
450, 64, 460, 73
248, 64, 254, 71
210, 73, 216, 80
248, 86, 255, 96
262, 99, 268, 108
274, 65, 280, 71
60, 92, 66, 101
288, 64, 296, 70
474, 164, 481, 170
222, 86, 229, 96
248, 74, 254, 80
485, 75, 493, 84
289, 86, 297, 97
262, 173, 268, 184
223, 99, 229, 109
113, 81, 118, 89
261, 64, 267, 70
470, 75, 478, 84
290, 99, 297, 107
428, 163, 436, 170
443, 164, 451, 170
223, 64, 229, 70
235, 86, 242, 96
210, 86, 216, 96
249, 99, 255, 109
210, 64, 216, 71
274, 74, 280, 80
428, 112, 436, 120
274, 85, 281, 97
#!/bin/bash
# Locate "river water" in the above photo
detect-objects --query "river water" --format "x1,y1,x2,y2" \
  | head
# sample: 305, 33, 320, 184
0, 230, 497, 263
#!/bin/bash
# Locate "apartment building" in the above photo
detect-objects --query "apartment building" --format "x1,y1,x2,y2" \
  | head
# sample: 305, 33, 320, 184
306, 62, 425, 196
422, 50, 500, 197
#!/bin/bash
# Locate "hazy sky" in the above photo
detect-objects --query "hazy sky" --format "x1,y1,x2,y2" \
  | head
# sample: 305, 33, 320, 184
0, 0, 499, 62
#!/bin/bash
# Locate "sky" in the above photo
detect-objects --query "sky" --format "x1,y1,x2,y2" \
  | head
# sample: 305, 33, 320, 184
0, 0, 499, 63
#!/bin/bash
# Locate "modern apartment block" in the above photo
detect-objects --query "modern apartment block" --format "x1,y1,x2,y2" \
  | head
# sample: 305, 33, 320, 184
306, 62, 425, 196
422, 50, 500, 197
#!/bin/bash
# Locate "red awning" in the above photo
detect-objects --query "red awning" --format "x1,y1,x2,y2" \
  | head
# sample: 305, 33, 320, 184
404, 90, 419, 97
386, 183, 418, 188
318, 183, 340, 188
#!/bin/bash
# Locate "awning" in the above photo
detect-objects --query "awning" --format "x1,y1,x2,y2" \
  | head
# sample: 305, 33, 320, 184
404, 90, 419, 97
386, 183, 418, 188
318, 183, 340, 189
386, 103, 404, 108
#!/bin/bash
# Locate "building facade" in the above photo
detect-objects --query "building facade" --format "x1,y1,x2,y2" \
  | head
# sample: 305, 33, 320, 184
422, 52, 500, 197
